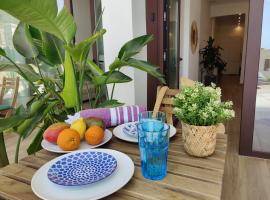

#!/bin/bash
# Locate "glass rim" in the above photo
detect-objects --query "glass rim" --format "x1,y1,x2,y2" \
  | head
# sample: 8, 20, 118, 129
136, 122, 170, 133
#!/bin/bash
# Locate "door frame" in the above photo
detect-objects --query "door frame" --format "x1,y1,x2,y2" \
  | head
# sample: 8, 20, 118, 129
146, 0, 165, 110
239, 0, 270, 159
146, 0, 181, 109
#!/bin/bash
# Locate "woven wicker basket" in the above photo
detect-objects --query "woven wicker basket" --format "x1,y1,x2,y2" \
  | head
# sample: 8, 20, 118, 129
181, 122, 218, 157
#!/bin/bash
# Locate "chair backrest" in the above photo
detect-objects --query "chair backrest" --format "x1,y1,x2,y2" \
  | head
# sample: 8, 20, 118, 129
0, 77, 20, 117
153, 86, 180, 125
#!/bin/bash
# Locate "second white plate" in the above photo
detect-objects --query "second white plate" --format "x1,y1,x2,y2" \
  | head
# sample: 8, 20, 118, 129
42, 129, 112, 153
113, 122, 177, 143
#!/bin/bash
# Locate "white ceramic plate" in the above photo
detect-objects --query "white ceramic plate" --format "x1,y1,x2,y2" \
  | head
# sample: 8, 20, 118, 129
113, 122, 177, 143
41, 129, 112, 153
31, 149, 134, 200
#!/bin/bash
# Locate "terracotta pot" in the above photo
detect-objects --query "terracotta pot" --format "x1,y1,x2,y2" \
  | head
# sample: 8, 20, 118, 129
181, 121, 218, 157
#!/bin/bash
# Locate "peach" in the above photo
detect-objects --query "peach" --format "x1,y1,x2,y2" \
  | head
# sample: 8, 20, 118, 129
43, 123, 70, 144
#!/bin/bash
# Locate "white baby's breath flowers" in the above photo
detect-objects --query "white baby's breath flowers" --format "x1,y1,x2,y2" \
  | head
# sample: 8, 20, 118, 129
173, 82, 235, 126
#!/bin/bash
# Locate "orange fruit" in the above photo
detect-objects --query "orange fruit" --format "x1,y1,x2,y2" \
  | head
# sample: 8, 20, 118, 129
57, 129, 81, 151
85, 126, 105, 145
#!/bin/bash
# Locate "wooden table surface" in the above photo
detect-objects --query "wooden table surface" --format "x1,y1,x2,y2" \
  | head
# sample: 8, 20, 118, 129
0, 129, 227, 200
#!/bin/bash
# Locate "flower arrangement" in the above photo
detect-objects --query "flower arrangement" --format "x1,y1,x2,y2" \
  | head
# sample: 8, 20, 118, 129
173, 82, 234, 126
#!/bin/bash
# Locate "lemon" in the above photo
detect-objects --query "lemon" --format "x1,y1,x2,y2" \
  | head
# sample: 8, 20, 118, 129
70, 118, 86, 140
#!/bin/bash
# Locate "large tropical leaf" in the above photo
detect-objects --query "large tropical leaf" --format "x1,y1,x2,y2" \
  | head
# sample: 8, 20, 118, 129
0, 106, 29, 132
65, 29, 106, 62
0, 63, 40, 82
13, 22, 39, 58
0, 47, 6, 56
97, 99, 124, 108
60, 52, 80, 110
27, 121, 50, 155
109, 58, 165, 84
16, 100, 58, 139
29, 26, 65, 65
92, 71, 132, 85
86, 60, 104, 75
0, 0, 76, 43
118, 35, 154, 61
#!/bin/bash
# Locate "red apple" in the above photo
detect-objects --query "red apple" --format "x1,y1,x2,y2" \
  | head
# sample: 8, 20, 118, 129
43, 123, 70, 144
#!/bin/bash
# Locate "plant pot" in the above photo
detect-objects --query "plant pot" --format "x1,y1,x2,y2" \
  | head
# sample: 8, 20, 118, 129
204, 75, 217, 86
181, 122, 217, 157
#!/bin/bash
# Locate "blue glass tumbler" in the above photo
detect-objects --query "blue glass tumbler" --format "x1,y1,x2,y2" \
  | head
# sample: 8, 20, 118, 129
137, 122, 170, 180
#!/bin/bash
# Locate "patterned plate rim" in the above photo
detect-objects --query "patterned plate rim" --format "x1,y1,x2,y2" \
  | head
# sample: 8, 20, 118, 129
47, 151, 118, 186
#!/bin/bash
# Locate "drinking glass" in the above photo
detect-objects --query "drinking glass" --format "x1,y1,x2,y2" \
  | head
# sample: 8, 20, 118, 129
137, 122, 170, 180
138, 111, 166, 132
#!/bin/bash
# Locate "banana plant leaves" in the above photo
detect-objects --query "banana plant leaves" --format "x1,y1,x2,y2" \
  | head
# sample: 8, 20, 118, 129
0, 0, 76, 43
0, 106, 29, 133
16, 100, 58, 139
97, 99, 124, 108
0, 47, 6, 56
60, 52, 80, 110
13, 22, 39, 58
92, 71, 132, 86
27, 122, 49, 155
0, 63, 40, 82
118, 35, 154, 61
109, 58, 165, 84
65, 29, 106, 62
29, 26, 65, 65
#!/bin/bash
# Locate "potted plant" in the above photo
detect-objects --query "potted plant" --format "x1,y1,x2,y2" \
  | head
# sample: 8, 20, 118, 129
0, 0, 165, 167
200, 37, 227, 86
173, 82, 234, 157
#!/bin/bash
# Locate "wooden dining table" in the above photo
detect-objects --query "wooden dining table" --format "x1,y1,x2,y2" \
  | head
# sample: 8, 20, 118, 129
0, 128, 227, 200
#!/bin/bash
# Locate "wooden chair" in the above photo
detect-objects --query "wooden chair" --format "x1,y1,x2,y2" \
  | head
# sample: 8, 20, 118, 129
152, 77, 195, 125
153, 86, 180, 125
0, 77, 20, 118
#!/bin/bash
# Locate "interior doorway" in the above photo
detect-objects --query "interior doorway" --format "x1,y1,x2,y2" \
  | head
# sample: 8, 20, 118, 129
214, 14, 245, 76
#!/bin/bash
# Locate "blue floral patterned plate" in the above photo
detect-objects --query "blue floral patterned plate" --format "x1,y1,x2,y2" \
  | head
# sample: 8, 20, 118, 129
47, 151, 117, 186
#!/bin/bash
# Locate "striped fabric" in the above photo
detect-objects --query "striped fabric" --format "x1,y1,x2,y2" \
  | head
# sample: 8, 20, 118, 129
79, 105, 146, 128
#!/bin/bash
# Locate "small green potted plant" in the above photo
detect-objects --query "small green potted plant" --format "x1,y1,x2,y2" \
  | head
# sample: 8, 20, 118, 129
173, 82, 234, 157
200, 37, 227, 85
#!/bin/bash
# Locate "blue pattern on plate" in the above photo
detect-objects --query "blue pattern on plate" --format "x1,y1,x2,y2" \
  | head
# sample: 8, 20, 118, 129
123, 122, 138, 138
47, 151, 117, 186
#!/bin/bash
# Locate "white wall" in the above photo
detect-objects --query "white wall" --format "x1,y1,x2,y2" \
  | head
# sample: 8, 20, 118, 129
101, 0, 147, 106
180, 0, 202, 81
200, 0, 211, 49
72, 0, 92, 43
132, 0, 147, 106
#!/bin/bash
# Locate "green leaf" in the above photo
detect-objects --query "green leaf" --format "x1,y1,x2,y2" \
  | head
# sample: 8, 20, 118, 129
16, 100, 58, 139
29, 26, 65, 65
118, 35, 154, 60
65, 29, 106, 62
97, 99, 124, 108
27, 122, 49, 155
86, 59, 104, 75
13, 22, 39, 58
0, 106, 29, 132
109, 58, 165, 84
0, 63, 40, 82
60, 51, 80, 109
0, 47, 6, 56
0, 0, 76, 43
92, 71, 132, 85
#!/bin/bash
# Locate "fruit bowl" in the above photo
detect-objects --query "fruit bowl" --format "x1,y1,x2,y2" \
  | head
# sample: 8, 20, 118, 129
41, 129, 113, 153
